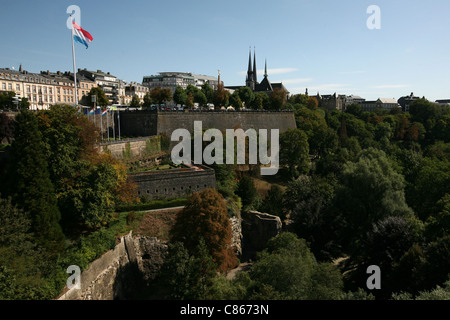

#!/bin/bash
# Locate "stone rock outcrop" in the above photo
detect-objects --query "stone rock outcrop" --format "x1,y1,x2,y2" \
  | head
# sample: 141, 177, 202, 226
241, 210, 282, 260
57, 232, 167, 300
133, 236, 167, 282
230, 216, 243, 258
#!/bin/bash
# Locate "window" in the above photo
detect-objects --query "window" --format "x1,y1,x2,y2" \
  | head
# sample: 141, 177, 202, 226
57, 88, 60, 94
27, 86, 30, 93
1, 83, 5, 90
16, 84, 20, 91
8, 83, 12, 90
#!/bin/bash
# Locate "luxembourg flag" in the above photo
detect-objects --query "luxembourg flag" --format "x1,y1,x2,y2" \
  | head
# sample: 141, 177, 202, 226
72, 21, 93, 49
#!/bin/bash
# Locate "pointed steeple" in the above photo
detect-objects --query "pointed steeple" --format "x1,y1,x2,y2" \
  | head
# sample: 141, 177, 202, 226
264, 59, 268, 78
247, 47, 253, 81
253, 47, 257, 84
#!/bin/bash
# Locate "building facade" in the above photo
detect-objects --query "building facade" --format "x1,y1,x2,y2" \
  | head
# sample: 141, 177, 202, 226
124, 82, 150, 105
142, 72, 219, 94
360, 98, 400, 112
78, 69, 123, 105
1, 66, 100, 110
316, 93, 346, 111
398, 93, 421, 112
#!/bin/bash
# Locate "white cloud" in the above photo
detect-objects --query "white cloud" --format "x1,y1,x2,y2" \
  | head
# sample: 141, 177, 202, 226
274, 78, 313, 85
372, 84, 409, 89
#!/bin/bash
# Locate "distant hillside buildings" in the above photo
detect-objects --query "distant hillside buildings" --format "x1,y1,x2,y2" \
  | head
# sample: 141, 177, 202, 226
142, 72, 220, 94
315, 92, 401, 112
1, 61, 448, 112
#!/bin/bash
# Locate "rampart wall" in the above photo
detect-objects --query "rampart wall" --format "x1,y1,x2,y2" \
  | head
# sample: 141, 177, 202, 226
128, 164, 217, 200
117, 110, 297, 139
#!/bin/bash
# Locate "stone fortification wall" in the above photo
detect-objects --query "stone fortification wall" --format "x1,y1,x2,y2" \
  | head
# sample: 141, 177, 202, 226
99, 136, 162, 159
118, 110, 297, 140
57, 210, 282, 300
128, 164, 217, 200
57, 232, 167, 300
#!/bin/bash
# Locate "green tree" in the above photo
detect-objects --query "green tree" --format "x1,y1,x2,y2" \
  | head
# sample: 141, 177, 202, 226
0, 113, 14, 144
201, 83, 214, 104
283, 175, 339, 260
279, 128, 310, 179
335, 148, 417, 252
236, 175, 260, 211
250, 92, 269, 110
194, 90, 208, 108
151, 87, 173, 106
229, 91, 243, 110
268, 88, 287, 110
36, 105, 129, 232
129, 95, 141, 108
212, 83, 229, 109
237, 86, 254, 108
409, 98, 441, 124
18, 97, 30, 110
6, 110, 64, 254
142, 91, 153, 108
407, 157, 450, 222
159, 240, 217, 300
88, 87, 109, 107
249, 232, 344, 300
260, 185, 284, 218
0, 91, 15, 110
295, 106, 336, 158
171, 188, 237, 272
173, 86, 187, 107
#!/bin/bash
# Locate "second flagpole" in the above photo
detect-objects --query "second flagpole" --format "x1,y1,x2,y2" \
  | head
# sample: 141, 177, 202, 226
70, 15, 79, 111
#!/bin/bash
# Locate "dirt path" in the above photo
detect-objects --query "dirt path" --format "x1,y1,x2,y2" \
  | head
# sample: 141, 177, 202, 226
226, 262, 253, 280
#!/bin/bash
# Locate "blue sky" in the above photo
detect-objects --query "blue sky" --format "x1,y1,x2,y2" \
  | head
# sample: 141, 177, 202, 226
1, 0, 450, 101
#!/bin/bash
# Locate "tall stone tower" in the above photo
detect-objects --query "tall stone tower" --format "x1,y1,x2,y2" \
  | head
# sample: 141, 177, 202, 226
246, 47, 255, 90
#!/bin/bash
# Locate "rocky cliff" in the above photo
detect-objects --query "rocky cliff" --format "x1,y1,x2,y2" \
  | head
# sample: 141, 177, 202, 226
58, 211, 281, 300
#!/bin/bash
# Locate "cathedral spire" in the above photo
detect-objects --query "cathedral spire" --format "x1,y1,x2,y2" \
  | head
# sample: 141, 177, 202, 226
247, 46, 252, 81
264, 59, 268, 78
253, 47, 257, 83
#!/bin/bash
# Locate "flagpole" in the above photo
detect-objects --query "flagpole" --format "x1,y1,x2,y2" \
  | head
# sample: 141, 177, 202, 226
107, 108, 110, 141
70, 15, 79, 110
100, 107, 103, 142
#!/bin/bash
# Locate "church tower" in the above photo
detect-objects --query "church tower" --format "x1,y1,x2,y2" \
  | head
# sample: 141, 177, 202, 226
246, 47, 255, 90
253, 47, 257, 84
